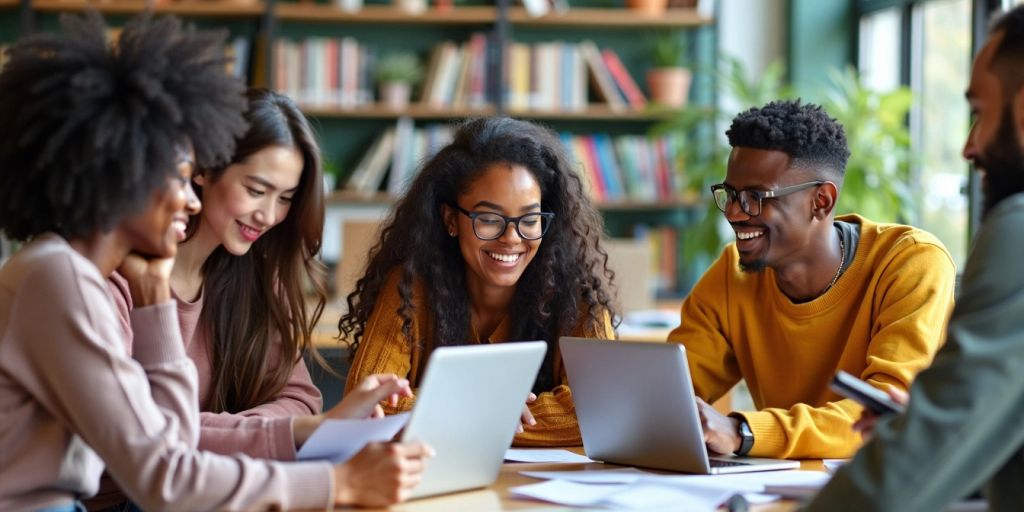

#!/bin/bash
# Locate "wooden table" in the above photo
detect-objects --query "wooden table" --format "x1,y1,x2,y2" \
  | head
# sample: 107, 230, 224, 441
367, 453, 824, 511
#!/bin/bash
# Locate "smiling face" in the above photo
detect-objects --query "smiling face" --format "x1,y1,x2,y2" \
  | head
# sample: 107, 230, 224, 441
122, 146, 201, 258
723, 147, 823, 272
443, 163, 544, 294
194, 144, 303, 255
963, 31, 1024, 216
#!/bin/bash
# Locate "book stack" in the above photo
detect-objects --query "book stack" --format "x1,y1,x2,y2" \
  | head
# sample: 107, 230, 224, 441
559, 132, 684, 203
505, 39, 646, 113
274, 37, 375, 109
420, 33, 494, 109
225, 36, 250, 81
344, 118, 455, 197
634, 225, 681, 297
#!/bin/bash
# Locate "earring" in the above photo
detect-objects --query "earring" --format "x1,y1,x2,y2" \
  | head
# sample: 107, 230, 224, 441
449, 230, 457, 237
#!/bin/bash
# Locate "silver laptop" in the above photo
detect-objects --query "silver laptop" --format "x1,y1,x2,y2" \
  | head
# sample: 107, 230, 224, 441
400, 341, 546, 498
560, 337, 799, 474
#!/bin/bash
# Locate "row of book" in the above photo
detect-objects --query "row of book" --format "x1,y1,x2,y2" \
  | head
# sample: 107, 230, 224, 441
271, 34, 648, 112
560, 133, 685, 202
345, 118, 454, 197
505, 39, 645, 112
634, 225, 681, 296
273, 37, 375, 109
344, 120, 685, 204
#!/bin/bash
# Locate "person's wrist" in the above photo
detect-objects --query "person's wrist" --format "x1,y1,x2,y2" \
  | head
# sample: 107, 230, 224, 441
130, 277, 171, 306
728, 413, 754, 456
331, 462, 354, 506
293, 414, 324, 449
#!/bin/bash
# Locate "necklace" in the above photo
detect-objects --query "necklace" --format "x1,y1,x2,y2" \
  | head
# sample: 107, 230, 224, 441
820, 234, 846, 296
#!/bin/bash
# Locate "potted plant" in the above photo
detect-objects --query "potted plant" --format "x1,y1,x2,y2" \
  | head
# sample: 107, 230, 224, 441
647, 31, 691, 108
375, 52, 423, 110
627, 0, 669, 16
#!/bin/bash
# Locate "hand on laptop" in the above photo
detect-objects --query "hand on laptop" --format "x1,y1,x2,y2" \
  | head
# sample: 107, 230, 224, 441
853, 387, 909, 441
695, 398, 741, 455
327, 374, 414, 420
332, 441, 435, 507
516, 392, 538, 434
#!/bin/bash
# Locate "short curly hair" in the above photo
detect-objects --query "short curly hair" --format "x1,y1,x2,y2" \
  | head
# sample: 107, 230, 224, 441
0, 12, 248, 241
726, 99, 850, 179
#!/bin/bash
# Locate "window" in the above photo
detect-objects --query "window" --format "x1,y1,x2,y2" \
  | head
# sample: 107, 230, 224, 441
858, 0, 971, 268
910, 0, 971, 268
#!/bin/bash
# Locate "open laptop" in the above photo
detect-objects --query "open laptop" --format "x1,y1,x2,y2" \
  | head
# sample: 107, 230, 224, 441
400, 341, 546, 499
560, 337, 799, 474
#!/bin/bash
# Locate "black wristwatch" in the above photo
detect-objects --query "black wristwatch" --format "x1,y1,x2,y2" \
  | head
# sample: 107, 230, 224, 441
729, 413, 754, 456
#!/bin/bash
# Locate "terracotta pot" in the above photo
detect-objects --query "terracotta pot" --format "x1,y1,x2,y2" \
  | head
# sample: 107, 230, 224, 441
380, 82, 412, 110
627, 0, 669, 16
646, 67, 692, 108
394, 0, 428, 15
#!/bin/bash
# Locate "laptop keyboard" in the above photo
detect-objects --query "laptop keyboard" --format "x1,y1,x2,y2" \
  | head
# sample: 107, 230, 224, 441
710, 459, 752, 467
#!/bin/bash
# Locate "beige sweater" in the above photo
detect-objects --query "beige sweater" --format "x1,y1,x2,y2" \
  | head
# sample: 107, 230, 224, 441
0, 234, 333, 511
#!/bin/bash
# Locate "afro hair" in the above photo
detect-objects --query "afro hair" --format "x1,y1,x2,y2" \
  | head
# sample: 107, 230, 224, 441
726, 99, 851, 178
0, 12, 248, 241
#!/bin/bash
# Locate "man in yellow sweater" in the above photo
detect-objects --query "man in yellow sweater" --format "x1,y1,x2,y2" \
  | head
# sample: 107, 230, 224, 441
668, 100, 956, 460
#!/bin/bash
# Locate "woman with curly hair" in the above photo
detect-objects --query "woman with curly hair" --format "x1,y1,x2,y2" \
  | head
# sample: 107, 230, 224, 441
340, 117, 619, 446
0, 13, 429, 511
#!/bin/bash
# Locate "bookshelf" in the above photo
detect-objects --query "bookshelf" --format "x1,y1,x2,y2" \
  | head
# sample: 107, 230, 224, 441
31, 0, 265, 17
2, 0, 718, 298
276, 4, 498, 24
507, 7, 711, 28
302, 103, 495, 119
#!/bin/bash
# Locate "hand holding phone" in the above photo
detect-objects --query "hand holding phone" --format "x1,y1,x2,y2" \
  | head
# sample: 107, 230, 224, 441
831, 371, 906, 415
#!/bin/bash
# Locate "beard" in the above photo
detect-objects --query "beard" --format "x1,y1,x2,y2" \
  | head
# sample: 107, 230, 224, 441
739, 254, 767, 273
979, 107, 1024, 217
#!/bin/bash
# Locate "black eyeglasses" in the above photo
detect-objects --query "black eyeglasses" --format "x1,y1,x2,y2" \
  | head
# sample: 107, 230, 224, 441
450, 204, 555, 241
710, 181, 825, 217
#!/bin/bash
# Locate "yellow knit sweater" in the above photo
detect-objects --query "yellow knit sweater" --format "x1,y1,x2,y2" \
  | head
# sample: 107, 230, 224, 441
346, 273, 615, 447
669, 215, 955, 459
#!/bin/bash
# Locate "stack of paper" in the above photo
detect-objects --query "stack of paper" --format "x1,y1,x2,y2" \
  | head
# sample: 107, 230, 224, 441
296, 413, 409, 463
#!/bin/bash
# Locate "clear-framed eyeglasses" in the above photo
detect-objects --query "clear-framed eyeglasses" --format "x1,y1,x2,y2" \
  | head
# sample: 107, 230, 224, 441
710, 180, 825, 217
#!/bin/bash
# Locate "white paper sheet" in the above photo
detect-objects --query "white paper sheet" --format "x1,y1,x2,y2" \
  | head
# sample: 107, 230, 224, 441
521, 467, 654, 484
296, 413, 409, 463
510, 480, 626, 507
503, 448, 595, 464
510, 478, 734, 511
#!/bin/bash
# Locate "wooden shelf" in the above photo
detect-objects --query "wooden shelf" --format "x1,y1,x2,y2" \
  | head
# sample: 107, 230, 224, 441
31, 0, 266, 17
508, 7, 712, 28
303, 104, 680, 122
276, 4, 497, 25
327, 190, 699, 212
302, 103, 496, 120
0, 0, 19, 9
508, 106, 682, 121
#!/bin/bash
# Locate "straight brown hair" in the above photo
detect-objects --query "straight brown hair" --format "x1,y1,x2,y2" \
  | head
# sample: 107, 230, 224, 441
188, 88, 328, 413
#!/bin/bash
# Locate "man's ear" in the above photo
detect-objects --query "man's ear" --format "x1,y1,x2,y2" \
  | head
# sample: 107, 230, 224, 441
812, 181, 839, 219
193, 171, 209, 187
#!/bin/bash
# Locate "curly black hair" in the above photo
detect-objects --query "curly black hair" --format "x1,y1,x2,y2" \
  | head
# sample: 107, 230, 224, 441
726, 99, 851, 179
0, 12, 247, 241
339, 117, 618, 390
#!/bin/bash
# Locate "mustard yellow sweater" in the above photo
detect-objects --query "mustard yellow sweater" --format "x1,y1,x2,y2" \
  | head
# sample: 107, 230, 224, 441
346, 273, 614, 447
669, 215, 955, 459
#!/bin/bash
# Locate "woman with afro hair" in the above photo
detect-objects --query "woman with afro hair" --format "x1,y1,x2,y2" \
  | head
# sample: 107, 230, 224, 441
340, 117, 619, 447
0, 13, 429, 511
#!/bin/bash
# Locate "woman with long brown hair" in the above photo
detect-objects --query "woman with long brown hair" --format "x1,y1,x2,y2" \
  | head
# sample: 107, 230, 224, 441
340, 117, 619, 447
108, 87, 376, 460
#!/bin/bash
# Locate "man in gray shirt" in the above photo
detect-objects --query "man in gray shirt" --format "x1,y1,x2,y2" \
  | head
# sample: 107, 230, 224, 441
807, 6, 1024, 511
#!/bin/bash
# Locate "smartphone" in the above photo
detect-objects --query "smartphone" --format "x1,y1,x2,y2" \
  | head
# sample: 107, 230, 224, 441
831, 371, 906, 415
